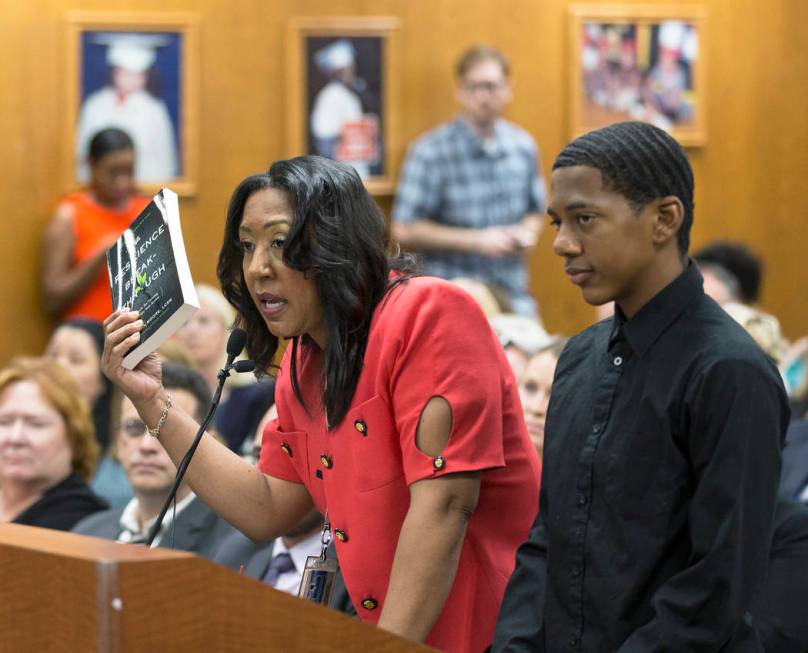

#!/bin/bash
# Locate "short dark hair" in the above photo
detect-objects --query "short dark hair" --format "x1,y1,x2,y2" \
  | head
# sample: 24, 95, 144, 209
553, 121, 694, 254
455, 44, 509, 79
161, 362, 211, 423
217, 156, 414, 427
693, 241, 763, 303
87, 128, 134, 163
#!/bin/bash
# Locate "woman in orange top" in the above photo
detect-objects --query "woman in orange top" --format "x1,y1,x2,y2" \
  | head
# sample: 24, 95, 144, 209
42, 128, 150, 322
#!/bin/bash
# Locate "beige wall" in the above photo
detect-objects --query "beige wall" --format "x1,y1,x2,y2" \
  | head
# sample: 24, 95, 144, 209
2, 0, 807, 365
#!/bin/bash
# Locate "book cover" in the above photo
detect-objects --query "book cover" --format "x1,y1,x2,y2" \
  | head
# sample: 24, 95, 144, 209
106, 188, 199, 369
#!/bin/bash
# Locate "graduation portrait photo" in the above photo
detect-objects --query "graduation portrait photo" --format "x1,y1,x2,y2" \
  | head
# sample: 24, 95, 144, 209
286, 17, 401, 195
64, 12, 199, 195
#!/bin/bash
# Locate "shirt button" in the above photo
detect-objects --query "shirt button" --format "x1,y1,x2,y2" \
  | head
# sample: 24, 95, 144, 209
433, 455, 446, 470
361, 597, 378, 610
354, 419, 367, 435
613, 356, 623, 366
576, 494, 587, 506
280, 442, 293, 457
319, 454, 332, 469
334, 528, 348, 543
568, 637, 578, 649
592, 424, 601, 433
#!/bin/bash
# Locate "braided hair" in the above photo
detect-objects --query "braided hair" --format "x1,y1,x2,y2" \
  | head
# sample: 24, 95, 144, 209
553, 121, 694, 254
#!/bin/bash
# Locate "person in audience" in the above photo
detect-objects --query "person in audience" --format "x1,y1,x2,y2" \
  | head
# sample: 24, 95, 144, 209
493, 121, 787, 651
73, 362, 241, 560
0, 357, 107, 530
216, 423, 355, 614
173, 283, 274, 452
519, 338, 567, 458
722, 301, 789, 367
490, 313, 553, 381
42, 128, 150, 322
779, 418, 808, 503
45, 318, 113, 449
44, 318, 132, 508
102, 155, 540, 651
449, 277, 506, 318
392, 45, 547, 318
751, 499, 808, 652
693, 240, 763, 305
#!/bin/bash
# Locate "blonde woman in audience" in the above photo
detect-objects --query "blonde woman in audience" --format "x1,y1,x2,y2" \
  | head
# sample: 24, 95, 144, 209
173, 283, 274, 451
449, 277, 505, 318
490, 313, 552, 381
0, 358, 107, 530
45, 318, 132, 508
721, 302, 789, 365
519, 338, 567, 458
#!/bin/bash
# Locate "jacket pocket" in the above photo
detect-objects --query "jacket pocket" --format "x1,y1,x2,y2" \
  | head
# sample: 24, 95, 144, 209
343, 394, 404, 492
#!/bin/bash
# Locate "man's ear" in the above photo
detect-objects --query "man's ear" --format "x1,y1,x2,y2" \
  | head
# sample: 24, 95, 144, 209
652, 196, 684, 249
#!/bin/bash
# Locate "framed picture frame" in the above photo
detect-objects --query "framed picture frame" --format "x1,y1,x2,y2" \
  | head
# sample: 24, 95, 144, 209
64, 11, 199, 196
568, 4, 706, 146
286, 17, 401, 195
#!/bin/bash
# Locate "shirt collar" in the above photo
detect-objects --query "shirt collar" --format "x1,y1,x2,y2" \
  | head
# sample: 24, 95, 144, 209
118, 491, 196, 544
272, 529, 324, 573
453, 117, 506, 157
611, 260, 704, 358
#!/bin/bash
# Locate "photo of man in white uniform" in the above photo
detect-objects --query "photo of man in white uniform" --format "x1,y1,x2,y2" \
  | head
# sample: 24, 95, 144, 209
76, 33, 179, 184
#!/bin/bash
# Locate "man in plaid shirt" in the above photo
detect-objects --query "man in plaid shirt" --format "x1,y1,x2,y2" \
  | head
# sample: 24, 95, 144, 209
392, 45, 547, 317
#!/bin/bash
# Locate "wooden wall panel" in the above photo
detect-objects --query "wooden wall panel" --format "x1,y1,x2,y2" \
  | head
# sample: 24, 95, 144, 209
1, 0, 807, 367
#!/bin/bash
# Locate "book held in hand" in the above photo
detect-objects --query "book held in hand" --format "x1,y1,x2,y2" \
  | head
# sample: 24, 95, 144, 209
106, 188, 199, 369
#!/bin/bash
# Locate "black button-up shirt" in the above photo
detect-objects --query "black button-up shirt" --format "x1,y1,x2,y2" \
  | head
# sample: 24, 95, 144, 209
494, 263, 788, 652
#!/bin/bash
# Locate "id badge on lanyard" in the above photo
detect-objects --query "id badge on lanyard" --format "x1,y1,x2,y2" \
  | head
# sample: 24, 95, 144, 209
297, 510, 339, 606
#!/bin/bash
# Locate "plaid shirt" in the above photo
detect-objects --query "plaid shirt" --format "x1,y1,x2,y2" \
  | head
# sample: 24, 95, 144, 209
392, 118, 546, 315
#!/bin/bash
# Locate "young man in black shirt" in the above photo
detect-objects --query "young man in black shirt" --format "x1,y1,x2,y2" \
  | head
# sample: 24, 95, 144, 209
493, 121, 788, 652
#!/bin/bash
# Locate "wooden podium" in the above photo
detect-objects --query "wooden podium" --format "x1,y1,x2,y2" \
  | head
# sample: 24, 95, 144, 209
0, 524, 434, 652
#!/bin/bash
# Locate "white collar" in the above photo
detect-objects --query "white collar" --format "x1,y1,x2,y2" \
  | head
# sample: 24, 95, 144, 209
272, 529, 324, 572
118, 491, 196, 545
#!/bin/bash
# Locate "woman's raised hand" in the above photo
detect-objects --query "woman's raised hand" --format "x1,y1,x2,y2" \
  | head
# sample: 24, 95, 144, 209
102, 310, 163, 404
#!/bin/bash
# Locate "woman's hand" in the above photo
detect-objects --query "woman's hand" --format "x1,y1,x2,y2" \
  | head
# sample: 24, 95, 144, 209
102, 310, 163, 404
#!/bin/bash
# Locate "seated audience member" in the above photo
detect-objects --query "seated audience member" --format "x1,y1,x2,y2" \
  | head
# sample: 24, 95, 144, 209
173, 284, 274, 452
450, 277, 506, 318
751, 499, 808, 652
722, 302, 789, 367
221, 413, 354, 612
519, 338, 567, 458
215, 507, 355, 615
779, 419, 808, 504
44, 318, 132, 508
0, 358, 107, 530
693, 240, 763, 305
490, 313, 553, 381
782, 337, 808, 410
73, 363, 239, 560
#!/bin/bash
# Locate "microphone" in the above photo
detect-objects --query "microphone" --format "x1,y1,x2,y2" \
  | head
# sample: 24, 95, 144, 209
146, 328, 254, 546
224, 327, 247, 368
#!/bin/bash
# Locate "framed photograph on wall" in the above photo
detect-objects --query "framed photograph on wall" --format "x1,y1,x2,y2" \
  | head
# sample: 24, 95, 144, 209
286, 17, 401, 195
568, 5, 706, 146
64, 12, 199, 195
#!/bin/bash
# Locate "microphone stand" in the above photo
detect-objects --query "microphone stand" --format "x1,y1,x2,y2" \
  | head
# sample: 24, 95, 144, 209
145, 359, 253, 547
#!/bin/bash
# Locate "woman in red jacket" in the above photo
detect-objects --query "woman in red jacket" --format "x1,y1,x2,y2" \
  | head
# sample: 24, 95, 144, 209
102, 156, 540, 652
